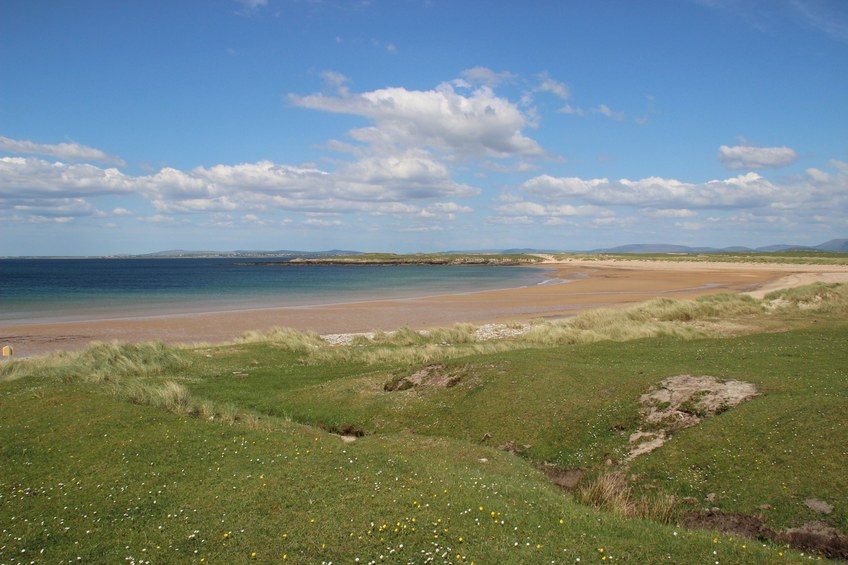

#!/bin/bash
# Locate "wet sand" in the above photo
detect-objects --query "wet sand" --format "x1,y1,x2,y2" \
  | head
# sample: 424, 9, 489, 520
2, 259, 847, 357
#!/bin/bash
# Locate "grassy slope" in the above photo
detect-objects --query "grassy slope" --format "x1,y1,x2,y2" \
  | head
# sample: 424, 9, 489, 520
3, 284, 847, 563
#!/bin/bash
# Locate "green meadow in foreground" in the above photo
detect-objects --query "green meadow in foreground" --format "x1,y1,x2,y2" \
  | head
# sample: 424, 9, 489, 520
2, 283, 847, 563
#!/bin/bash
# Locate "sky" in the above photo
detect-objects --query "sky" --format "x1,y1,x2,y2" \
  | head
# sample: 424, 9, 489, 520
1, 0, 847, 256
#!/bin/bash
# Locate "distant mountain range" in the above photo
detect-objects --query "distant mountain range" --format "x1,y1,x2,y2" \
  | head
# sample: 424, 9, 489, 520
587, 238, 848, 254
46, 238, 847, 259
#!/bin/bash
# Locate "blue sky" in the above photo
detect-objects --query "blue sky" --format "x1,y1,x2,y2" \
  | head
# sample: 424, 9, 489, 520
1, 0, 847, 255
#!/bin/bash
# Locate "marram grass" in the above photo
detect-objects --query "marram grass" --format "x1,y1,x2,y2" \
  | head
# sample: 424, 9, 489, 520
0, 340, 190, 383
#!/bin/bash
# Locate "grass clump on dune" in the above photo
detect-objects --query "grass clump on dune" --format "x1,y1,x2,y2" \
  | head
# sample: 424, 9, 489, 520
765, 282, 848, 313
0, 340, 189, 384
237, 326, 325, 352
521, 293, 763, 346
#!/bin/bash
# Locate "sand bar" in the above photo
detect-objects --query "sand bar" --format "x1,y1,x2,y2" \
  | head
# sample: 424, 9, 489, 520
2, 259, 847, 357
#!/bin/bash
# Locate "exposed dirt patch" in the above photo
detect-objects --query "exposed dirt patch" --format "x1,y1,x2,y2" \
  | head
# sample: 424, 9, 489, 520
384, 364, 463, 391
681, 511, 848, 559
681, 510, 776, 541
321, 423, 366, 437
539, 464, 585, 490
626, 375, 760, 461
804, 498, 835, 515
776, 521, 848, 560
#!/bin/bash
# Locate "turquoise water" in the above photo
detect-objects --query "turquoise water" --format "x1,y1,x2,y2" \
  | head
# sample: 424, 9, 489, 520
0, 258, 550, 323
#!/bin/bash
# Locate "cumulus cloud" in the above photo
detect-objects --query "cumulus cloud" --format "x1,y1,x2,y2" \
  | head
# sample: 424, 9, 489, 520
718, 143, 798, 170
494, 200, 613, 221
522, 172, 780, 208
137, 155, 477, 215
0, 157, 132, 197
0, 135, 125, 166
0, 145, 482, 226
505, 161, 848, 233
290, 81, 542, 158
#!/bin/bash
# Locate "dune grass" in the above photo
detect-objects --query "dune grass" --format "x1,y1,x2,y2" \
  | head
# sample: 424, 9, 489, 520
0, 340, 190, 384
2, 284, 847, 562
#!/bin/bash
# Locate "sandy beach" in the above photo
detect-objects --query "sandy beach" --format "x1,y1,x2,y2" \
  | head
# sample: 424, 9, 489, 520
3, 259, 847, 357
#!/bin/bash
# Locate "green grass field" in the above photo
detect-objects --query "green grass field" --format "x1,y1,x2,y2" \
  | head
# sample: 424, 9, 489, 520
2, 283, 847, 563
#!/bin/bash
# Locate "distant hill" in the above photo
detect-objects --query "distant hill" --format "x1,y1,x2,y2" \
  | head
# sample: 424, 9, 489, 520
590, 244, 721, 254
816, 239, 848, 252
588, 239, 847, 255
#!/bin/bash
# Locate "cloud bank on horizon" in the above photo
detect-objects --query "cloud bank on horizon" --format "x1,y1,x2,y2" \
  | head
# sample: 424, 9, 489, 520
1, 0, 846, 255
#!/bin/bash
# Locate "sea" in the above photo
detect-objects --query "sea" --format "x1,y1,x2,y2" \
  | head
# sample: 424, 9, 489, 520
0, 258, 551, 324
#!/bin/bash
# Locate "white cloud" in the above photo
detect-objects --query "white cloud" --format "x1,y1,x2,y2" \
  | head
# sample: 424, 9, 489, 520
8, 198, 101, 220
494, 200, 612, 221
593, 104, 625, 120
304, 218, 343, 228
829, 158, 848, 171
138, 214, 192, 226
0, 149, 481, 224
241, 213, 266, 225
0, 135, 125, 166
806, 167, 831, 183
522, 172, 780, 209
534, 72, 570, 100
642, 208, 698, 218
511, 165, 848, 237
0, 157, 132, 197
290, 81, 542, 158
459, 67, 516, 87
717, 143, 798, 170
560, 103, 585, 116
480, 159, 538, 174
321, 70, 350, 96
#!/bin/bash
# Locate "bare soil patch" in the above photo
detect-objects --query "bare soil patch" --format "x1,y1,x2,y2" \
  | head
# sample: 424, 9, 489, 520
681, 510, 776, 541
777, 521, 848, 560
539, 464, 585, 490
682, 512, 848, 559
383, 364, 463, 391
627, 375, 760, 461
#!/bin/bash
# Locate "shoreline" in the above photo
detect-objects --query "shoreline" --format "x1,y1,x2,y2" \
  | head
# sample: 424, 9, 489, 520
2, 259, 847, 357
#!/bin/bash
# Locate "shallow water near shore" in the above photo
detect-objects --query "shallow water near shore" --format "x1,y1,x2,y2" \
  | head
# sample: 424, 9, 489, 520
0, 258, 549, 324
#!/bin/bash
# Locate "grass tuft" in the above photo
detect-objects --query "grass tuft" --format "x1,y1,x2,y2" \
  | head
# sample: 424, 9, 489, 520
0, 340, 189, 384
520, 293, 764, 346
579, 473, 676, 524
765, 282, 848, 313
237, 326, 326, 352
